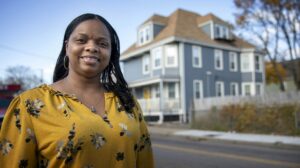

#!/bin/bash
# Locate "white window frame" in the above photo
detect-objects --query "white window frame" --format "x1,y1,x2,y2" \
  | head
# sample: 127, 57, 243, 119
215, 81, 225, 97
230, 82, 239, 96
192, 46, 202, 68
255, 83, 263, 96
142, 54, 150, 74
165, 45, 178, 67
242, 83, 253, 96
193, 80, 203, 99
255, 55, 263, 72
214, 49, 223, 70
241, 53, 253, 72
229, 52, 238, 72
152, 85, 160, 98
152, 47, 162, 70
215, 24, 229, 39
138, 24, 152, 46
167, 83, 176, 99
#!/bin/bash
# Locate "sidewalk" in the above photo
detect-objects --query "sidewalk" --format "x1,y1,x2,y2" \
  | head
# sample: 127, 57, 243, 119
148, 124, 300, 147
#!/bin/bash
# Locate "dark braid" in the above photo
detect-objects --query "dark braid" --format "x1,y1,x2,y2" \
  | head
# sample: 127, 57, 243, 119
53, 13, 135, 112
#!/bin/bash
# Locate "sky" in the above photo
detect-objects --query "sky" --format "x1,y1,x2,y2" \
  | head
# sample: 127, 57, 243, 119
0, 0, 237, 83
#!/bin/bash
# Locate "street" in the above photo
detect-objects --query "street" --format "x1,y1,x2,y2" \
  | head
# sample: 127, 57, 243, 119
151, 134, 300, 168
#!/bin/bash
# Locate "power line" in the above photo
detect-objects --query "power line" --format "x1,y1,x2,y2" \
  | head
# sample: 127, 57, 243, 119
0, 44, 54, 60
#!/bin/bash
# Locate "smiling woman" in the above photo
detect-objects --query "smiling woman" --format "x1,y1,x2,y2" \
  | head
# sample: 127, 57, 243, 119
0, 13, 154, 168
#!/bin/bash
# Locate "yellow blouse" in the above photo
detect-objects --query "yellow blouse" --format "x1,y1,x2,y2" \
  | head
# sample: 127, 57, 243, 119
0, 84, 154, 168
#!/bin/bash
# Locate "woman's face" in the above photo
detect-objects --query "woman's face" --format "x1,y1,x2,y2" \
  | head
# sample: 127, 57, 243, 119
66, 19, 112, 78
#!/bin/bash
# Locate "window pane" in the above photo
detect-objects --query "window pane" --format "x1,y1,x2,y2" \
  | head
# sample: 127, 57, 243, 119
168, 83, 175, 98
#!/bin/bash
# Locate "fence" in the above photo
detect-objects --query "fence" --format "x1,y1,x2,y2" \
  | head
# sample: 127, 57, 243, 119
193, 91, 300, 111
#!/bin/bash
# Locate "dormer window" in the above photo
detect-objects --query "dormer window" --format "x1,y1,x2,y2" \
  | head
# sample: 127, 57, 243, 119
215, 24, 229, 39
138, 24, 152, 46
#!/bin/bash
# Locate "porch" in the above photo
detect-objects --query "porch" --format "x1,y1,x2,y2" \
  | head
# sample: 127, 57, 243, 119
137, 98, 182, 124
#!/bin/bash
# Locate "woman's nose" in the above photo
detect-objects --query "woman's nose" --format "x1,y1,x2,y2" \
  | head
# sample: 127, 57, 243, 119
85, 42, 99, 53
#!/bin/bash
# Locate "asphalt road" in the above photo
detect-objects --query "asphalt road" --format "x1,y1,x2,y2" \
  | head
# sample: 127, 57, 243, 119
151, 134, 300, 168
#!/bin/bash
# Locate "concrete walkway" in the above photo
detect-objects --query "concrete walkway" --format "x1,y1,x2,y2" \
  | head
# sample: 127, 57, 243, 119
148, 125, 300, 146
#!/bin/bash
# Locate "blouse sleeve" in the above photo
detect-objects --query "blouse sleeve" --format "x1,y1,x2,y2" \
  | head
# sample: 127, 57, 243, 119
0, 96, 37, 168
135, 101, 155, 168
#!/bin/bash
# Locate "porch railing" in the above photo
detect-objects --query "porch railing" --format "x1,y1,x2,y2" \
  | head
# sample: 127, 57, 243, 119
137, 98, 180, 114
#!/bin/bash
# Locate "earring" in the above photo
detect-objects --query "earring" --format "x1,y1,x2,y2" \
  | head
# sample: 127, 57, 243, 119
63, 56, 68, 70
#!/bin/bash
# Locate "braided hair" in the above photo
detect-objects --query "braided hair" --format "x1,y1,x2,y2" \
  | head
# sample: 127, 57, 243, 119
53, 13, 135, 113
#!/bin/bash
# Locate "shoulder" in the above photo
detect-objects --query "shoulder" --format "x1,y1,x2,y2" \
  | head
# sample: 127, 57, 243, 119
18, 84, 47, 101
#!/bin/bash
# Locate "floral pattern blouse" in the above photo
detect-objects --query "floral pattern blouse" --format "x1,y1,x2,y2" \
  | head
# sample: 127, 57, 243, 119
0, 84, 154, 168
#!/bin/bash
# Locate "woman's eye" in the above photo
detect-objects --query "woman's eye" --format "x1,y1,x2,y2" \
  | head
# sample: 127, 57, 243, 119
76, 39, 85, 43
100, 42, 108, 48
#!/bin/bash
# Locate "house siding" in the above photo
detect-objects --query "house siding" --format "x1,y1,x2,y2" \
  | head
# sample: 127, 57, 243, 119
201, 23, 211, 37
255, 72, 263, 82
241, 73, 253, 82
123, 56, 148, 81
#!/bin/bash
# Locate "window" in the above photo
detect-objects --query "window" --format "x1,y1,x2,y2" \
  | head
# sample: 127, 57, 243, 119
255, 55, 262, 72
145, 28, 150, 41
168, 83, 175, 98
153, 85, 160, 98
242, 83, 252, 96
138, 25, 152, 45
214, 49, 223, 70
230, 83, 239, 96
152, 47, 162, 69
229, 52, 238, 71
215, 81, 224, 97
139, 31, 144, 44
192, 46, 202, 68
256, 84, 262, 96
241, 53, 251, 72
165, 45, 177, 67
193, 80, 203, 99
142, 55, 150, 74
215, 24, 229, 39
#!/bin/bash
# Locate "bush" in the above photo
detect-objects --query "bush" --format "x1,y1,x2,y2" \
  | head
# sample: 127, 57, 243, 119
192, 103, 300, 136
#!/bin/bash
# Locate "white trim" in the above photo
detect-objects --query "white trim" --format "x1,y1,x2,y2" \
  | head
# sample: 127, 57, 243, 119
230, 82, 239, 96
255, 54, 263, 72
211, 21, 214, 39
229, 52, 238, 72
179, 42, 186, 123
192, 45, 202, 68
129, 78, 180, 88
198, 20, 212, 28
215, 81, 225, 97
240, 53, 254, 72
214, 49, 223, 70
142, 54, 150, 75
167, 82, 176, 98
242, 82, 254, 96
255, 83, 263, 96
165, 44, 178, 68
151, 47, 162, 70
193, 80, 203, 99
121, 36, 255, 61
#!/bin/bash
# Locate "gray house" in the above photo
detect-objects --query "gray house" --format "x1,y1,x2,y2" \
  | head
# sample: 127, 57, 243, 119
121, 9, 265, 123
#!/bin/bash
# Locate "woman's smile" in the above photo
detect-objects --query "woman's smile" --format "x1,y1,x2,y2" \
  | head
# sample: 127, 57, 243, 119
80, 56, 100, 65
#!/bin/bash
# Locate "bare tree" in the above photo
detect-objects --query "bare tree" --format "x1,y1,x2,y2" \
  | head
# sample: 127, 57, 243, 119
4, 66, 43, 91
234, 0, 300, 91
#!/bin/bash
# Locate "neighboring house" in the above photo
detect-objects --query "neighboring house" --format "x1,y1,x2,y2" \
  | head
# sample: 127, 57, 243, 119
120, 9, 265, 123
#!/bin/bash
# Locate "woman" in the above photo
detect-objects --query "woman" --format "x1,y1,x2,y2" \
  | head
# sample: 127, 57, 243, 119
0, 13, 154, 168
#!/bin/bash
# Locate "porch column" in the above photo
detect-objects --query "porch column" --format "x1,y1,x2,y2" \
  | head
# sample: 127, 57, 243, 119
159, 80, 164, 124
159, 80, 164, 112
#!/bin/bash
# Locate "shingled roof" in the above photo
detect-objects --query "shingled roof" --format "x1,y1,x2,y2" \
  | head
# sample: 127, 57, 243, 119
121, 9, 255, 57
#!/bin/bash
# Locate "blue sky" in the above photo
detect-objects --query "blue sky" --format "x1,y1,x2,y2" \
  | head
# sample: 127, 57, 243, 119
0, 0, 236, 83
